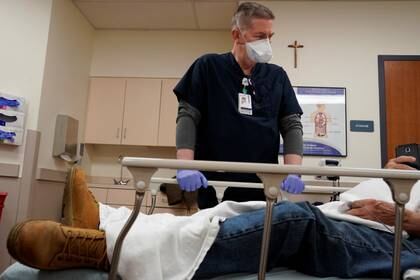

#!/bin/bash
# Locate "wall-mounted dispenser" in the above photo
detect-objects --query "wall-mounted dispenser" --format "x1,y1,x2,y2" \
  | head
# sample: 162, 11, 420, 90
0, 92, 26, 145
52, 114, 79, 162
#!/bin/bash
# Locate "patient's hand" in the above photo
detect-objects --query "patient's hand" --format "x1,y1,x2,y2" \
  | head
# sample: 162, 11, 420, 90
385, 156, 417, 170
347, 199, 420, 236
346, 199, 396, 226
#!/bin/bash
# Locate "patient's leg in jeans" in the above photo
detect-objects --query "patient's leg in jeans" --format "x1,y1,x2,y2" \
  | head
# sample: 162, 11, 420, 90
194, 201, 420, 279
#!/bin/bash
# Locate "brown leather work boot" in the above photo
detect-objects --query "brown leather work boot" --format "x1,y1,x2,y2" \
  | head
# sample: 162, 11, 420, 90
7, 220, 110, 271
62, 165, 100, 229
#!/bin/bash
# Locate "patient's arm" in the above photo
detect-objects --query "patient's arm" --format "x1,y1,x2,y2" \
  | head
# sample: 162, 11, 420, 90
404, 211, 420, 237
347, 199, 420, 237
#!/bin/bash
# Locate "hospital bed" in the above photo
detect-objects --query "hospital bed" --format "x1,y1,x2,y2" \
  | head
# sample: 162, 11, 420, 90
2, 157, 420, 280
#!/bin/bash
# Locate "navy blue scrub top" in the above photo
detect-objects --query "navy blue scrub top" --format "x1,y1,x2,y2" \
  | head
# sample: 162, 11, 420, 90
174, 52, 303, 183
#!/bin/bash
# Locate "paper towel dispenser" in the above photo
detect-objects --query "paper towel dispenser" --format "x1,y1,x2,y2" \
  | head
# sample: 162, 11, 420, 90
52, 114, 78, 161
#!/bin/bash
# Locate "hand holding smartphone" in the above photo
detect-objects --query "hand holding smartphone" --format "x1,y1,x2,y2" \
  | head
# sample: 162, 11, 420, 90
395, 144, 420, 170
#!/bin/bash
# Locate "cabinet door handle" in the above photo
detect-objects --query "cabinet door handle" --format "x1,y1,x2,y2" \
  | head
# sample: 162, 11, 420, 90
123, 128, 127, 139
116, 128, 120, 138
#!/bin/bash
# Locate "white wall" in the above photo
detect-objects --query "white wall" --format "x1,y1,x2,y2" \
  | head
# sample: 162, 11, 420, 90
264, 1, 420, 169
37, 0, 94, 171
90, 30, 232, 78
84, 145, 176, 179
0, 0, 53, 165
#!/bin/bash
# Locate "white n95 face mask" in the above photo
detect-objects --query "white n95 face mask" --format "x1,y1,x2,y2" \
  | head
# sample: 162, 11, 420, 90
245, 38, 273, 63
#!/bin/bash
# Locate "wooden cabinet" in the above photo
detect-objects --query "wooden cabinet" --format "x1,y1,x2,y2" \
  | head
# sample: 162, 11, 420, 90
84, 77, 179, 146
158, 79, 179, 146
84, 78, 126, 144
123, 79, 161, 145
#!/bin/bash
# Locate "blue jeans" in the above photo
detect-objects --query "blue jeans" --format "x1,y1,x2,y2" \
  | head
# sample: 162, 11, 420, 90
194, 201, 420, 279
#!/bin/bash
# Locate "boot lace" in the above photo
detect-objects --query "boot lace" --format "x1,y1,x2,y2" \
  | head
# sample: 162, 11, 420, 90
57, 229, 109, 270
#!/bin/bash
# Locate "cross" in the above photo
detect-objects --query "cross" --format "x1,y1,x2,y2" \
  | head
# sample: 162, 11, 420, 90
288, 40, 304, 68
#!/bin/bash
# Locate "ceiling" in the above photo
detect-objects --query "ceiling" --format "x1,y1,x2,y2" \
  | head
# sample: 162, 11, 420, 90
72, 0, 419, 31
72, 0, 239, 30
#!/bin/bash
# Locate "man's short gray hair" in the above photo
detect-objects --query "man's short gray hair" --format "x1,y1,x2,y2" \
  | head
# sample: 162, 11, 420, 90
231, 2, 275, 31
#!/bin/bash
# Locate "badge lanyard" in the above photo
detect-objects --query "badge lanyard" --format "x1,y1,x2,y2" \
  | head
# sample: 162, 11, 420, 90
238, 77, 253, 115
241, 77, 256, 95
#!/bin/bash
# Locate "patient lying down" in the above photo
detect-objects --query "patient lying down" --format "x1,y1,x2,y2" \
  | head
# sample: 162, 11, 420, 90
7, 156, 420, 280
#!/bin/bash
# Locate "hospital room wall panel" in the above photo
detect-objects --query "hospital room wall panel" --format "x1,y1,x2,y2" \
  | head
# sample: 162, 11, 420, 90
0, 0, 52, 131
264, 0, 420, 169
1, 0, 95, 180
36, 0, 95, 173
84, 144, 176, 178
15, 130, 69, 224
0, 0, 53, 168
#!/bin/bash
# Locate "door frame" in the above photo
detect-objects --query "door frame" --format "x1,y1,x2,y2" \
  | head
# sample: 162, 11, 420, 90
378, 55, 420, 167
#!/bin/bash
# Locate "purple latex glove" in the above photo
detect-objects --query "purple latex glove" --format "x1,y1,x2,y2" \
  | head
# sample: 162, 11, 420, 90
281, 175, 305, 194
176, 170, 208, 192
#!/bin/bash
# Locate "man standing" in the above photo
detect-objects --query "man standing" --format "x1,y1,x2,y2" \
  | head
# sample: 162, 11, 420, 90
175, 2, 304, 208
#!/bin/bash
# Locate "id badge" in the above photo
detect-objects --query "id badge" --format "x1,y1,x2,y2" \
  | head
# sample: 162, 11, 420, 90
238, 93, 252, 115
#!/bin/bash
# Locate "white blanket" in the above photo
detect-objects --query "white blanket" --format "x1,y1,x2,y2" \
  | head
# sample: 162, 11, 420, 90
99, 201, 266, 280
99, 179, 420, 280
318, 179, 420, 233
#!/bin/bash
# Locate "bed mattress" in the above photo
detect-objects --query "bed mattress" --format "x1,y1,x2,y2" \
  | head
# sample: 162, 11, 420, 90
0, 262, 388, 280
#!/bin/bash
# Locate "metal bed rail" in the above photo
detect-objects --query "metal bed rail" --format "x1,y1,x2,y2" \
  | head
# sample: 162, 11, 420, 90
147, 177, 352, 214
151, 177, 352, 193
108, 157, 420, 280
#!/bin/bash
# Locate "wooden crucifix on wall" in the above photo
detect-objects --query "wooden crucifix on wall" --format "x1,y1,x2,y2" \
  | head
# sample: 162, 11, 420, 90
288, 40, 304, 68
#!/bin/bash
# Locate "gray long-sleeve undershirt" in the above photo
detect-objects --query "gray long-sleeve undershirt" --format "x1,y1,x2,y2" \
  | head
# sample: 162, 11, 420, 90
176, 101, 201, 150
176, 101, 303, 156
279, 114, 303, 156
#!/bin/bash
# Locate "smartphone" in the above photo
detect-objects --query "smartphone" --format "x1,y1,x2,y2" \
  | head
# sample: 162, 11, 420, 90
395, 143, 420, 170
